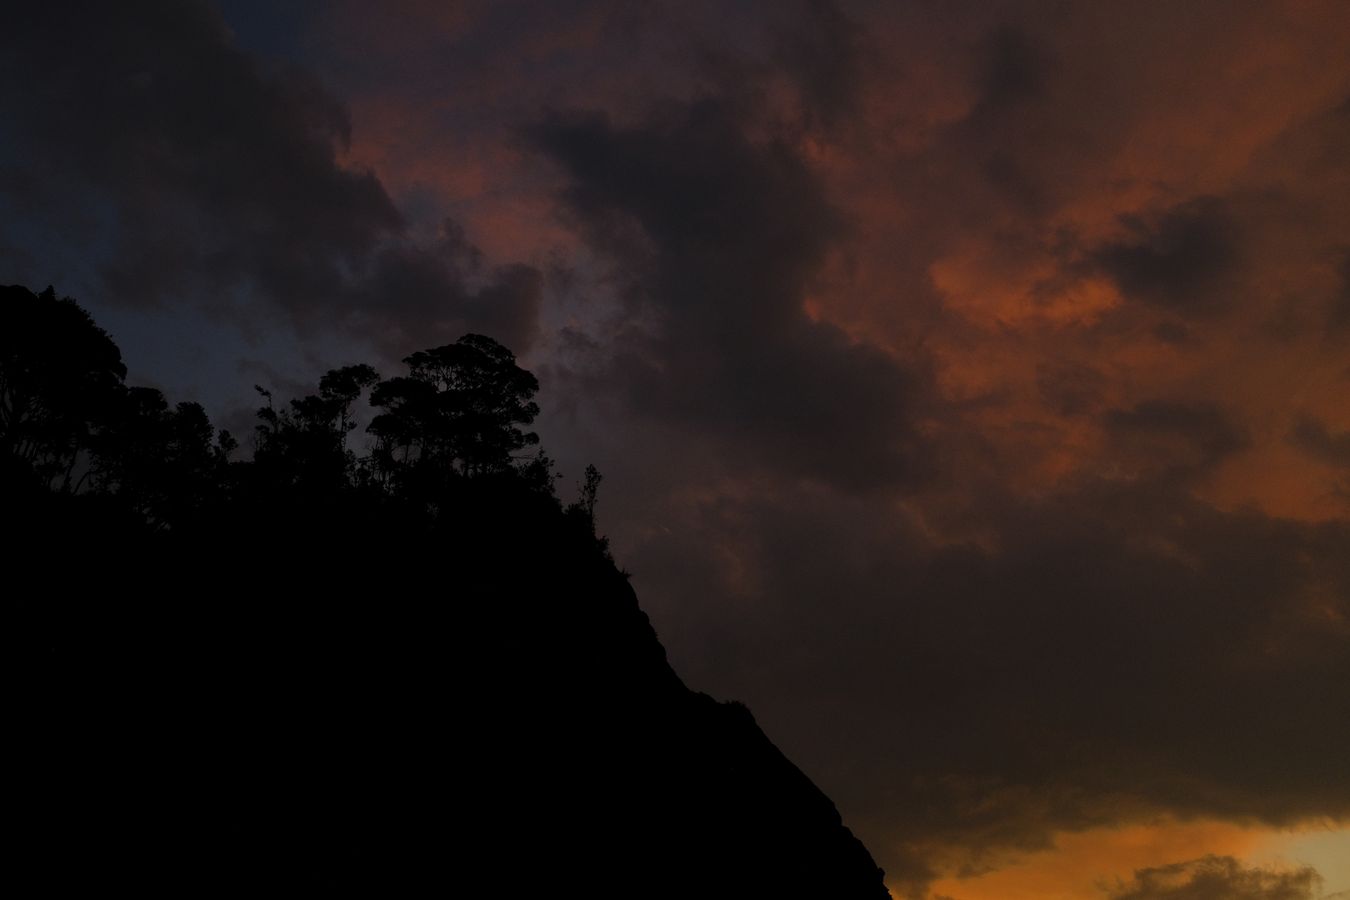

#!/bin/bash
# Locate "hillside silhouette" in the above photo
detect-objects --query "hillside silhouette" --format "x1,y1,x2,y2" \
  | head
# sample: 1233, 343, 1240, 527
6, 283, 889, 897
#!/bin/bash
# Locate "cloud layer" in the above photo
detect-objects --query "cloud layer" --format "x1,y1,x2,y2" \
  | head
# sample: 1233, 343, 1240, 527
1109, 856, 1319, 900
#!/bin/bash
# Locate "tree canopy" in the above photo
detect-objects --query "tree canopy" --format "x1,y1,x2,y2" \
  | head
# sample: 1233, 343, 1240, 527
369, 334, 541, 482
0, 284, 126, 491
1, 284, 597, 544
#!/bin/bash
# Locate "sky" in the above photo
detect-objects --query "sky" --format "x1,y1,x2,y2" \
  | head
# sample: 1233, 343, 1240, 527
4, 2, 1349, 897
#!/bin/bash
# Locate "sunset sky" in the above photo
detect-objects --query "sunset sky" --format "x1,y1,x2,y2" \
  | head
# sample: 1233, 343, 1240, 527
3, 2, 1349, 896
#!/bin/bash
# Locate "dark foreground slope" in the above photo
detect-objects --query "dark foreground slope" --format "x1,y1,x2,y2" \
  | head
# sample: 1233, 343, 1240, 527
12, 491, 887, 897
6, 282, 887, 896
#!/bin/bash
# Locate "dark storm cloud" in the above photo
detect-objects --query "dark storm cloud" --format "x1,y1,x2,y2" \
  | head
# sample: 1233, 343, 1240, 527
0, 0, 540, 354
1093, 198, 1239, 314
1104, 400, 1249, 479
1290, 415, 1350, 469
359, 222, 542, 355
1332, 250, 1350, 331
1152, 320, 1196, 345
529, 99, 929, 490
975, 24, 1056, 113
1035, 360, 1106, 416
1108, 855, 1320, 900
1, 1, 393, 301
772, 0, 864, 132
894, 20, 1071, 229
630, 474, 1350, 892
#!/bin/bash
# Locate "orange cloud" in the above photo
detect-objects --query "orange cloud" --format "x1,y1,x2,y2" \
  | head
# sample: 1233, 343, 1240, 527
928, 820, 1317, 900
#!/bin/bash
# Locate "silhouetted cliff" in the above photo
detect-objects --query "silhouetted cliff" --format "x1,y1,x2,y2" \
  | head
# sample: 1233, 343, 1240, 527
7, 284, 888, 897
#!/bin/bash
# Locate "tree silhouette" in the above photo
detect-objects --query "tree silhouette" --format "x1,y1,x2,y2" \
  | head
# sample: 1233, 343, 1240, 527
3, 286, 573, 535
369, 334, 540, 486
1, 284, 126, 492
253, 364, 380, 494
87, 387, 225, 527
